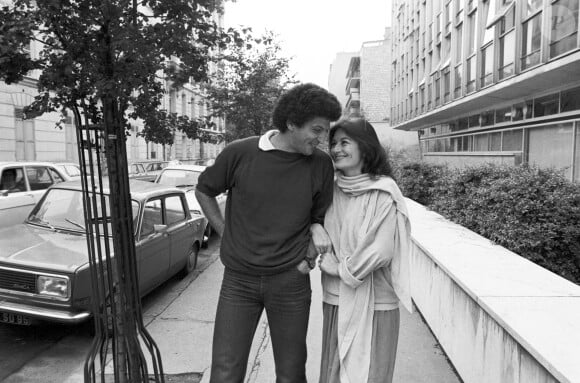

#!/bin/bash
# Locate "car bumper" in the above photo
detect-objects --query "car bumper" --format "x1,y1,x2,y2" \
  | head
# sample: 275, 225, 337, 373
0, 299, 91, 324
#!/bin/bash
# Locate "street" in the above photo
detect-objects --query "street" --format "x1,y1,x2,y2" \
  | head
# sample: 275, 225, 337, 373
0, 237, 222, 383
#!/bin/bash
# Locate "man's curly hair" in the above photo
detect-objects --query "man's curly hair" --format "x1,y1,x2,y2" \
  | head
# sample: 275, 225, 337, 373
272, 83, 342, 132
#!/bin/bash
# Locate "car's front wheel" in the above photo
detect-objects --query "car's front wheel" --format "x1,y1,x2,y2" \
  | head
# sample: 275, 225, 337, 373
180, 243, 200, 277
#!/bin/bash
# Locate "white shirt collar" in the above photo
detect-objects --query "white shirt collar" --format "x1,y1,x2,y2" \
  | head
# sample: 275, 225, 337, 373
258, 129, 279, 151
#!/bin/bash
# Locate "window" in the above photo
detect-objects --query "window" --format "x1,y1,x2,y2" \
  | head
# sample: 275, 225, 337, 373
456, 0, 464, 23
141, 199, 163, 237
502, 129, 523, 150
534, 93, 559, 117
0, 168, 26, 193
456, 24, 463, 62
466, 56, 476, 93
528, 124, 574, 179
454, 64, 463, 98
561, 86, 580, 112
498, 7, 515, 79
165, 195, 187, 225
495, 106, 512, 123
481, 44, 494, 87
474, 134, 489, 151
445, 2, 453, 35
434, 72, 441, 105
490, 132, 502, 150
468, 114, 479, 128
26, 167, 54, 191
521, 13, 542, 69
436, 13, 442, 43
443, 67, 451, 103
550, 0, 579, 58
49, 168, 65, 183
481, 110, 495, 126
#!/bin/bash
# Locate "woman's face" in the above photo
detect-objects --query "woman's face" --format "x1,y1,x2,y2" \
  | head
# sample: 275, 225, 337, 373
329, 129, 363, 176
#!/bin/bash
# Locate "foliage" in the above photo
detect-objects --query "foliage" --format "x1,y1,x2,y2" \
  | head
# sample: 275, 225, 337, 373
204, 31, 296, 142
397, 161, 580, 283
393, 160, 447, 206
0, 0, 249, 145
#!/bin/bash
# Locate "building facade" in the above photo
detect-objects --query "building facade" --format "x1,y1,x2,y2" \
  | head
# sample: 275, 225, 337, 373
391, 0, 580, 181
0, 13, 225, 164
334, 29, 418, 148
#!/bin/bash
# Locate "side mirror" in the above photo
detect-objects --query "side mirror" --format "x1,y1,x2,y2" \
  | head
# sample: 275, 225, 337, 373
153, 224, 168, 234
0, 190, 8, 197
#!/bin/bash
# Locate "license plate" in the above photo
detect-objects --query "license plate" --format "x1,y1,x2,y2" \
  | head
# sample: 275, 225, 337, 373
0, 311, 31, 326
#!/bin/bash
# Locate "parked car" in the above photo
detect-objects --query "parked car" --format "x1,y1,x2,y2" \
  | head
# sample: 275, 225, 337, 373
0, 179, 205, 327
52, 162, 82, 180
128, 162, 152, 182
154, 164, 226, 246
0, 162, 71, 229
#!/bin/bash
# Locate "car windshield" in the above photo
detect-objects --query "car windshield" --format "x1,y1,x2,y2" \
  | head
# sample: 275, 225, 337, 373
156, 169, 201, 188
27, 188, 139, 235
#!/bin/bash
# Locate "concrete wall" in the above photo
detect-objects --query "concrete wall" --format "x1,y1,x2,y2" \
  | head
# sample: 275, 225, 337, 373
372, 121, 419, 149
407, 199, 580, 383
423, 152, 522, 167
360, 37, 391, 122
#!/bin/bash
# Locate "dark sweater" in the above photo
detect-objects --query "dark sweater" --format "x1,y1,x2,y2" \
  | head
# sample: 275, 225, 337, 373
196, 136, 334, 275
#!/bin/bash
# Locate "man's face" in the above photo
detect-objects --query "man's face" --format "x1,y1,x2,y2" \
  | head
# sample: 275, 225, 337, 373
287, 117, 331, 156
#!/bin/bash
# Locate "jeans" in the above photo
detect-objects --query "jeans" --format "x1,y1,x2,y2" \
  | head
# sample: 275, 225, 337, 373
210, 266, 312, 383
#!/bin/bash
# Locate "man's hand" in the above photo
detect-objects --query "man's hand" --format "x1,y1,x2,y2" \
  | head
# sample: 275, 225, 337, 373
296, 259, 312, 275
310, 223, 332, 255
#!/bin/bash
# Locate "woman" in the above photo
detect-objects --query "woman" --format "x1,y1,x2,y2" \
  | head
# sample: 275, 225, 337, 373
317, 118, 413, 383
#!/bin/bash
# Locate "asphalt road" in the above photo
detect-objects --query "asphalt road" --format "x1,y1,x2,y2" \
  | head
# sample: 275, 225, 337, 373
0, 237, 221, 382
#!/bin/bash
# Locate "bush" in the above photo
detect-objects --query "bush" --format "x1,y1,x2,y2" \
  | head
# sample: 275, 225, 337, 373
402, 162, 580, 284
393, 161, 447, 206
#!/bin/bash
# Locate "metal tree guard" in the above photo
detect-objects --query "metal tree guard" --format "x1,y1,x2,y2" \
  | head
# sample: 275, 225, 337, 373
73, 101, 165, 383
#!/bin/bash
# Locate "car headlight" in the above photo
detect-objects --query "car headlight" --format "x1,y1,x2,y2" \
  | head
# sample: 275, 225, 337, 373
37, 275, 69, 299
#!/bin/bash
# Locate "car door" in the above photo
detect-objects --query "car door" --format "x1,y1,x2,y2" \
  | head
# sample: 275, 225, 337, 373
136, 197, 171, 293
0, 167, 35, 228
164, 194, 194, 275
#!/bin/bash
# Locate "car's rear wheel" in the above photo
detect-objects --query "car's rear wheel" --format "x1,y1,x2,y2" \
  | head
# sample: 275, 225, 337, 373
180, 242, 200, 277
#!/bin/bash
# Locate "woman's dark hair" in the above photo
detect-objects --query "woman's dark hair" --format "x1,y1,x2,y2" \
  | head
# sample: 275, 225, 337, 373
272, 83, 342, 132
329, 118, 393, 178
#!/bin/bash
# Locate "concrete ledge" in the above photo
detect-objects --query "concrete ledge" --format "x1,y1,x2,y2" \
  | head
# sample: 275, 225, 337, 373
406, 199, 580, 383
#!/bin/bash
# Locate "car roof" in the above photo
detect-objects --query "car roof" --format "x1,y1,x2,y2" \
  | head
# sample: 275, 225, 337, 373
49, 178, 184, 200
161, 164, 207, 172
0, 161, 62, 168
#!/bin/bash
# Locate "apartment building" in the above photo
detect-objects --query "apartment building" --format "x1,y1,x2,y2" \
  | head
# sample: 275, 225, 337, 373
391, 0, 580, 181
0, 13, 225, 164
330, 29, 418, 148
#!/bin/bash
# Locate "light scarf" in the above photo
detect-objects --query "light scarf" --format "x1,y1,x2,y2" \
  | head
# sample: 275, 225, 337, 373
326, 173, 412, 383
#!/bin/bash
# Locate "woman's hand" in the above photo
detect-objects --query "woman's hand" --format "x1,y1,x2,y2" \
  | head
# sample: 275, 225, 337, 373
310, 223, 333, 255
319, 252, 339, 276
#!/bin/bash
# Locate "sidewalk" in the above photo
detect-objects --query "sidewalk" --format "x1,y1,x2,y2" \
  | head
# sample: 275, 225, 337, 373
147, 253, 462, 383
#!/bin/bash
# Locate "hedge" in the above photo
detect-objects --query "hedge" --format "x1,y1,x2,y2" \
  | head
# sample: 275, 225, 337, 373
394, 161, 580, 284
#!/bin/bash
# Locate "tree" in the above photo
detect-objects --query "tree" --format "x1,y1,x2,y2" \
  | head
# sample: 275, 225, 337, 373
0, 1, 248, 381
206, 31, 297, 142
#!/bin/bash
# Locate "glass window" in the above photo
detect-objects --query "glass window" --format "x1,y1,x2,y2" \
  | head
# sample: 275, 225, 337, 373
561, 86, 580, 112
26, 167, 54, 191
0, 167, 26, 193
550, 0, 579, 58
482, 1, 496, 45
495, 106, 512, 123
456, 0, 464, 22
463, 135, 472, 151
513, 102, 525, 121
165, 195, 187, 225
524, 0, 543, 17
456, 24, 463, 62
522, 13, 542, 69
528, 124, 574, 179
490, 132, 502, 150
499, 30, 515, 79
454, 64, 462, 98
49, 168, 65, 183
481, 110, 495, 126
502, 129, 523, 150
445, 2, 453, 34
435, 72, 441, 105
468, 10, 478, 54
443, 67, 451, 102
466, 56, 476, 93
534, 93, 559, 117
468, 114, 480, 127
481, 44, 494, 87
141, 199, 163, 237
474, 134, 490, 151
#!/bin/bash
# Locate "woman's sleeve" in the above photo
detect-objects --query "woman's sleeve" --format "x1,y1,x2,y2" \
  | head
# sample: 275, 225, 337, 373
338, 195, 397, 289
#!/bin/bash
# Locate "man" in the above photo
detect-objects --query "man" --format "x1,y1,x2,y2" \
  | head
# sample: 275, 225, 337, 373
195, 83, 342, 383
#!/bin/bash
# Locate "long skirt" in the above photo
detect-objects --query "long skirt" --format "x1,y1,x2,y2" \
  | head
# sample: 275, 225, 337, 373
319, 303, 400, 383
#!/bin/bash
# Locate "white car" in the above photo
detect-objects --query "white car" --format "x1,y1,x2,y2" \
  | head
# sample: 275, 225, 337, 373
52, 162, 82, 180
0, 162, 71, 229
154, 164, 226, 246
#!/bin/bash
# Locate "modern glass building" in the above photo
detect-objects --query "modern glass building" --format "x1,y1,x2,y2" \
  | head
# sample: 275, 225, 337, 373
391, 0, 580, 181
